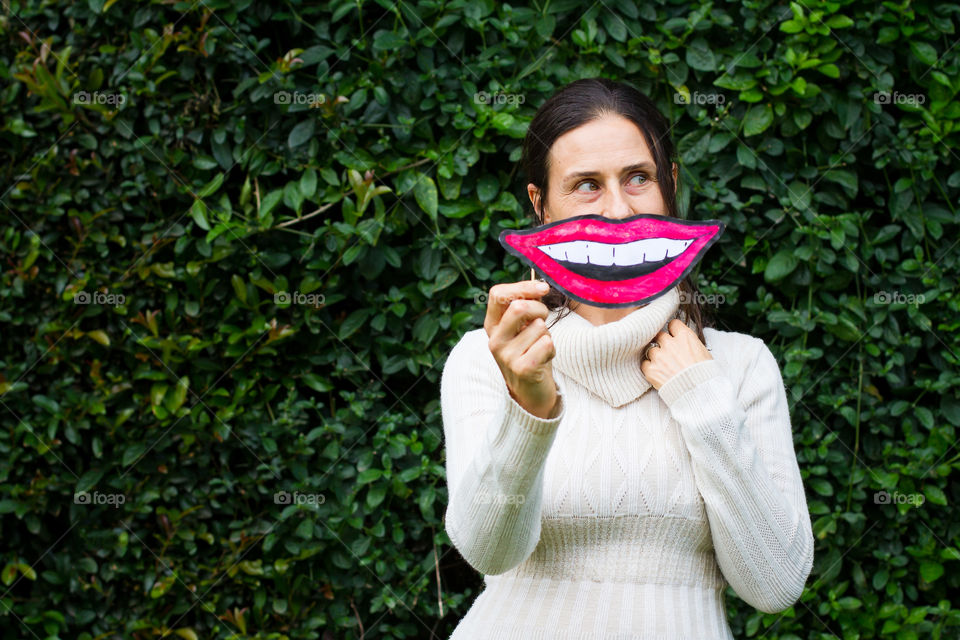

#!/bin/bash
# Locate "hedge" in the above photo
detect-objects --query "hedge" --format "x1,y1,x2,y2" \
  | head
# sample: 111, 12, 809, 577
1, 0, 958, 638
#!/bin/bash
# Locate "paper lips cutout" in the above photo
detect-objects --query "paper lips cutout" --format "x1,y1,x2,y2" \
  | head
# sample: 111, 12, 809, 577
499, 213, 725, 308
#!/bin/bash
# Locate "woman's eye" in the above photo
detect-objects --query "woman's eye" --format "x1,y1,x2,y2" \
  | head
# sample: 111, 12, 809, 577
629, 173, 648, 186
575, 181, 598, 192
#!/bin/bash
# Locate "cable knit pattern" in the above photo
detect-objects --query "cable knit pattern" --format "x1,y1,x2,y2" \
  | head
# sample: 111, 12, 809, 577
441, 285, 814, 639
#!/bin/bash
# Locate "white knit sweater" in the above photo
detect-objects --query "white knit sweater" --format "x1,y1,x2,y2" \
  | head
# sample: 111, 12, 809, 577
441, 285, 814, 639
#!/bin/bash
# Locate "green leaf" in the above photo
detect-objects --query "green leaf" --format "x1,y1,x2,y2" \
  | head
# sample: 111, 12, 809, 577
122, 442, 148, 466
412, 314, 440, 344
824, 15, 854, 28
600, 11, 627, 42
295, 518, 313, 539
299, 169, 317, 199
476, 174, 499, 203
150, 575, 175, 599
357, 469, 382, 484
166, 377, 189, 414
822, 169, 858, 197
686, 37, 716, 71
283, 180, 304, 214
192, 155, 218, 170
231, 274, 247, 304
909, 41, 938, 66
923, 485, 947, 506
302, 373, 332, 393
793, 109, 813, 130
787, 180, 812, 211
920, 560, 944, 583
75, 469, 105, 494
33, 394, 59, 414
366, 485, 387, 509
150, 383, 168, 408
339, 309, 370, 339
259, 189, 283, 220
780, 19, 804, 34
872, 569, 889, 590
288, 120, 315, 149
736, 143, 756, 169
743, 104, 774, 136
809, 478, 834, 496
196, 173, 223, 198
190, 198, 210, 231
1, 563, 16, 586
765, 249, 799, 282
714, 70, 757, 91
413, 172, 438, 219
535, 15, 556, 39
818, 63, 840, 78
915, 406, 934, 430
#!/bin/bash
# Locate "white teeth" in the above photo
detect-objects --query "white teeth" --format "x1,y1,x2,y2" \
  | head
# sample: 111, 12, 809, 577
538, 238, 694, 266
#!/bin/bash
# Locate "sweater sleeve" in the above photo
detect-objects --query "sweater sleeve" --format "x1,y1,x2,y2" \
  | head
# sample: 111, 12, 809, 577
440, 331, 565, 576
656, 338, 815, 614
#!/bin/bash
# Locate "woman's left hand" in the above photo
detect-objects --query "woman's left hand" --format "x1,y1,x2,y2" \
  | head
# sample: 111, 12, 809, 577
640, 318, 713, 390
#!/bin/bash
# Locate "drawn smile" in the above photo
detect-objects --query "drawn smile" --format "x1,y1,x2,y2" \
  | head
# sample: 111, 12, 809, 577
499, 214, 725, 307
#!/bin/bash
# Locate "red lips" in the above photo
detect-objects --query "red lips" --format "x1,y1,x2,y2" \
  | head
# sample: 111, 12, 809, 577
499, 214, 725, 308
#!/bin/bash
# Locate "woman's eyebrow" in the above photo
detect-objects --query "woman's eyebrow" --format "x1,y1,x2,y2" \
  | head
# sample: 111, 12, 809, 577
562, 161, 657, 184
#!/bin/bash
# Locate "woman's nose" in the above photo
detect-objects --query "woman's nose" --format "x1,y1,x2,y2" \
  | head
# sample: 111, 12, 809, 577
603, 188, 634, 219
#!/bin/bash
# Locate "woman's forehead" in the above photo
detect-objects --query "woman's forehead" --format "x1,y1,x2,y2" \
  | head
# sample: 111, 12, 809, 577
548, 116, 655, 175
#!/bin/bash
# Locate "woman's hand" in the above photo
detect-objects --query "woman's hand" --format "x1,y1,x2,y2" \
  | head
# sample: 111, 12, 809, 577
640, 318, 713, 391
484, 281, 559, 419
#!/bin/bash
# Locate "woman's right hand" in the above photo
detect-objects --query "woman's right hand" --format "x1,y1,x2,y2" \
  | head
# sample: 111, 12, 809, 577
483, 281, 559, 420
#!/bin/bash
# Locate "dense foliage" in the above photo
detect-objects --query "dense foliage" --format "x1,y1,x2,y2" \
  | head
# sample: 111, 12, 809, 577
1, 0, 959, 638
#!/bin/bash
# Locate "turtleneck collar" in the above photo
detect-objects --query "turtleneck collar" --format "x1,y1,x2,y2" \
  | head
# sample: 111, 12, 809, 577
546, 286, 683, 408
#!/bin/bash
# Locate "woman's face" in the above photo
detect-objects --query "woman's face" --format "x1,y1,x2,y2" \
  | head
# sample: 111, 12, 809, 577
527, 114, 678, 224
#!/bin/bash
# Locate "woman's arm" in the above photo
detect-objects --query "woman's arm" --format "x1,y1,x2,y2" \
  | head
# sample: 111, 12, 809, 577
441, 330, 565, 575
657, 337, 815, 614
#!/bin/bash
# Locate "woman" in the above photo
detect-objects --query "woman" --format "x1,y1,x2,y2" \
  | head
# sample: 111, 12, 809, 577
441, 78, 814, 639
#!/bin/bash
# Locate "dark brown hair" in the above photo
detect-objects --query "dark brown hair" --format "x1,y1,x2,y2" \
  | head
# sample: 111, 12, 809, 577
520, 77, 714, 342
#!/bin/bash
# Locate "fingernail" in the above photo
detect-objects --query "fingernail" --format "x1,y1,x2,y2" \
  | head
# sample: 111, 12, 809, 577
536, 281, 549, 291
